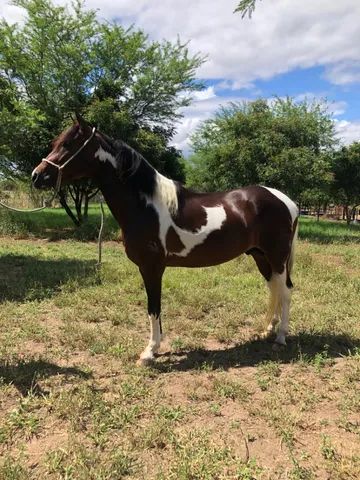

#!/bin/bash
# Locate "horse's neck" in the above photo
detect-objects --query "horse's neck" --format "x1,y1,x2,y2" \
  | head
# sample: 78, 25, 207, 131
97, 157, 158, 231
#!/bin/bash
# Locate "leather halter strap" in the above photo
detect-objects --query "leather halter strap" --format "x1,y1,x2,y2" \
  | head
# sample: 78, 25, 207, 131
42, 127, 96, 192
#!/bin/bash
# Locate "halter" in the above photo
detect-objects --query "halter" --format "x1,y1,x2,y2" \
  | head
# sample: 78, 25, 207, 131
42, 127, 96, 193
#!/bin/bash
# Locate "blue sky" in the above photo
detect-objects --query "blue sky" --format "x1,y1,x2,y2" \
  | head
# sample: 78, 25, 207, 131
1, 0, 360, 154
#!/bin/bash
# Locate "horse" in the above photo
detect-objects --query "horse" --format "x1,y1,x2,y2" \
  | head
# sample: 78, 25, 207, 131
32, 115, 299, 365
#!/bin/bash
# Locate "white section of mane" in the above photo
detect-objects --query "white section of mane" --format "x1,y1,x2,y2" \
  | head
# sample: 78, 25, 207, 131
154, 171, 178, 215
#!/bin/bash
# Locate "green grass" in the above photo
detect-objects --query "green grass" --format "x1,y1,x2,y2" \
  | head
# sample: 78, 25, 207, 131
299, 216, 360, 244
0, 212, 359, 479
0, 204, 120, 241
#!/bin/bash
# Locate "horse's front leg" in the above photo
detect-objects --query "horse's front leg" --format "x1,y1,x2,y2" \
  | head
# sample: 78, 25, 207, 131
137, 265, 165, 366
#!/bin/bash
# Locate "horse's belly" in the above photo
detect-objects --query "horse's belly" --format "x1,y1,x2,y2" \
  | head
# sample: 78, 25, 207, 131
165, 231, 248, 267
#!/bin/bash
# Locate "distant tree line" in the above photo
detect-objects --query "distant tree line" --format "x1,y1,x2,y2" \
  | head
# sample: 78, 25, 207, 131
187, 98, 360, 224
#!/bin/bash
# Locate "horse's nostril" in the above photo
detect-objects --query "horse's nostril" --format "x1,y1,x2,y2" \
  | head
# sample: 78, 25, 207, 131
31, 170, 41, 186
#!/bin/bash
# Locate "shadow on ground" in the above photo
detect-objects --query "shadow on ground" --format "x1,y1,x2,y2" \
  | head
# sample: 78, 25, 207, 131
0, 359, 91, 396
0, 254, 98, 302
155, 333, 360, 372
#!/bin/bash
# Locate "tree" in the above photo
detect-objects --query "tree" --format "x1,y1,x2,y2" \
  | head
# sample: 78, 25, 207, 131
235, 0, 261, 17
0, 0, 202, 223
331, 143, 360, 224
187, 97, 336, 204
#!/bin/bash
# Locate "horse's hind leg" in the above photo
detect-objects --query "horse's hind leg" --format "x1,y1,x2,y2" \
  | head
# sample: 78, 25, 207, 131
264, 275, 281, 337
137, 264, 165, 366
249, 249, 280, 337
271, 269, 292, 348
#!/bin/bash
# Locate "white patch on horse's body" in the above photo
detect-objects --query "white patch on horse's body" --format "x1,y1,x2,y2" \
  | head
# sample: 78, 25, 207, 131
172, 206, 227, 257
148, 182, 227, 257
95, 146, 117, 170
262, 187, 298, 223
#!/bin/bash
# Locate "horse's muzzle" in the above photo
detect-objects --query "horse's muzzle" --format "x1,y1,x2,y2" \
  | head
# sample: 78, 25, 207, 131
31, 168, 53, 189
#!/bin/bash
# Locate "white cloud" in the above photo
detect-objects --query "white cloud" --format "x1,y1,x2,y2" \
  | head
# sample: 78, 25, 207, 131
329, 101, 347, 117
0, 2, 25, 24
215, 79, 254, 91
192, 86, 216, 101
324, 61, 360, 85
79, 0, 360, 88
3, 0, 359, 86
335, 120, 360, 145
293, 93, 348, 117
171, 92, 248, 155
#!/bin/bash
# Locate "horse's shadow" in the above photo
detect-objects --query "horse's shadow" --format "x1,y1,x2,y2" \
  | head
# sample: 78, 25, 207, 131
155, 333, 360, 372
0, 359, 91, 396
0, 254, 98, 302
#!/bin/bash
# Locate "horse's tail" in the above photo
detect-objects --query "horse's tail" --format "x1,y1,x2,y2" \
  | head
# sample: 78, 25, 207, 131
286, 217, 298, 287
289, 217, 299, 273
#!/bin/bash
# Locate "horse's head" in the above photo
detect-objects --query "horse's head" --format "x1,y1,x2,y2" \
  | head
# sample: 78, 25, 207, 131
32, 114, 99, 190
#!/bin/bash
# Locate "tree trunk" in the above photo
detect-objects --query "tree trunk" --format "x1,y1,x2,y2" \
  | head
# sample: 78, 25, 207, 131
58, 190, 80, 227
84, 193, 90, 220
344, 205, 351, 225
351, 206, 356, 221
60, 181, 99, 226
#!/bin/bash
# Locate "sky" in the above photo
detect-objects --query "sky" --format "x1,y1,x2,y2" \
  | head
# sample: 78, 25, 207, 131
1, 0, 360, 155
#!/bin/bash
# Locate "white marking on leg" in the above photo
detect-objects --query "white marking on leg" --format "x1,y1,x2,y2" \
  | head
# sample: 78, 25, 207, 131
264, 276, 281, 335
262, 187, 298, 223
273, 271, 291, 346
139, 314, 161, 364
95, 146, 117, 169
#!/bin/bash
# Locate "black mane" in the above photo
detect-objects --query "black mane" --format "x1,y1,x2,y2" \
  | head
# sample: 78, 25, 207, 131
98, 131, 157, 197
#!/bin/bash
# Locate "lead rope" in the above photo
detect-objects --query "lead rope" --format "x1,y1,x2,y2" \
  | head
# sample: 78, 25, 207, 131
97, 199, 105, 266
0, 187, 58, 212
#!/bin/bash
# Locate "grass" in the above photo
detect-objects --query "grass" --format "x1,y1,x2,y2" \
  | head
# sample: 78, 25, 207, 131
0, 204, 119, 241
0, 212, 359, 479
299, 216, 360, 244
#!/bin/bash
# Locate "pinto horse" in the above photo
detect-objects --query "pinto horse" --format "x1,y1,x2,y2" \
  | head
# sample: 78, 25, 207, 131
32, 115, 299, 365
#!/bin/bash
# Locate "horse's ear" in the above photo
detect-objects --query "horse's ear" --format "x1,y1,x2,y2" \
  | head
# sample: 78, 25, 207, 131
75, 112, 88, 130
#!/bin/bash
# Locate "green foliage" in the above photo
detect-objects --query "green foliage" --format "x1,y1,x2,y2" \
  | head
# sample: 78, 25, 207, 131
332, 143, 360, 206
0, 0, 203, 180
188, 97, 336, 202
234, 0, 260, 18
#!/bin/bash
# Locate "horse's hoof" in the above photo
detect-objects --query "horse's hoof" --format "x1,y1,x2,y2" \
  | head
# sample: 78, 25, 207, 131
272, 342, 285, 352
262, 330, 276, 340
136, 356, 154, 367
